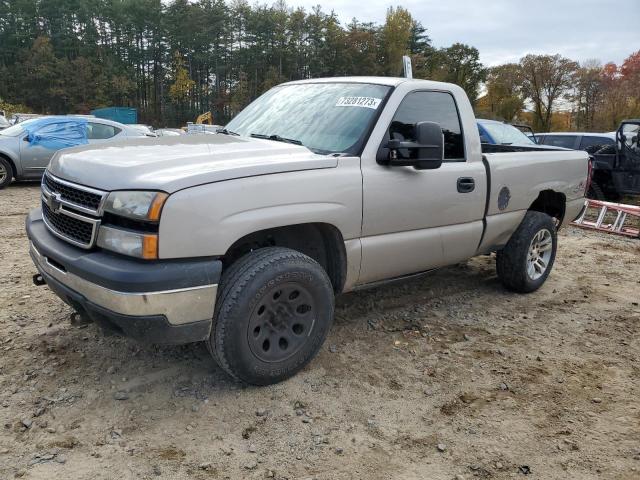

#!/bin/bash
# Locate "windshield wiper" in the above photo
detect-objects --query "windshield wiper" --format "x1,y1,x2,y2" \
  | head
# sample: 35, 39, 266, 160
250, 133, 303, 146
217, 128, 240, 136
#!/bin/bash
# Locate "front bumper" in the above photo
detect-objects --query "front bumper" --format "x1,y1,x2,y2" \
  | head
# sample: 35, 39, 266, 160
26, 208, 221, 344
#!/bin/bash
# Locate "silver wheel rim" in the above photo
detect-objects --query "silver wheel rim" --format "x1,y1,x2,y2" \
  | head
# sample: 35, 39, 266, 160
527, 229, 553, 280
0, 163, 6, 183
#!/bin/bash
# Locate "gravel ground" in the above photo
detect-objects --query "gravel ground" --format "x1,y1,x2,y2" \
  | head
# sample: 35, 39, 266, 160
1, 183, 639, 480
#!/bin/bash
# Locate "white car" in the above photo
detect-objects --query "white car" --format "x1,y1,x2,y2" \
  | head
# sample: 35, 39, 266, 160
129, 124, 157, 137
155, 128, 184, 137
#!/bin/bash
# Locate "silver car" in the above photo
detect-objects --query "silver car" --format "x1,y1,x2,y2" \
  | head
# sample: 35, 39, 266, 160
0, 116, 145, 189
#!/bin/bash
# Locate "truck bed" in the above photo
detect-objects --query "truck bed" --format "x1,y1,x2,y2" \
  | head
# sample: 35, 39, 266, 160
478, 148, 589, 253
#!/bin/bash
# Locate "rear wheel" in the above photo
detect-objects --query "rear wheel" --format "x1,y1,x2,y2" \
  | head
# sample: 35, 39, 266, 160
496, 211, 557, 293
0, 157, 13, 189
208, 247, 334, 385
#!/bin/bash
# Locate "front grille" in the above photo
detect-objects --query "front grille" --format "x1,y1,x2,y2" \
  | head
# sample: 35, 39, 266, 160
42, 200, 94, 246
43, 173, 103, 211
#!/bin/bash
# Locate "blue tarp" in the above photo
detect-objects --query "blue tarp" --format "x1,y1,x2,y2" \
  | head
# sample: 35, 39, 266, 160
23, 117, 88, 150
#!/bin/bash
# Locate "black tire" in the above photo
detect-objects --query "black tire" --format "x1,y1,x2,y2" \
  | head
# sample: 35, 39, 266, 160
496, 211, 557, 293
587, 181, 605, 200
0, 157, 13, 189
208, 247, 334, 385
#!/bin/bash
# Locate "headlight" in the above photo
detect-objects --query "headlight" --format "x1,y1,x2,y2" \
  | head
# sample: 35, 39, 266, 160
104, 191, 168, 221
97, 226, 158, 260
99, 190, 167, 259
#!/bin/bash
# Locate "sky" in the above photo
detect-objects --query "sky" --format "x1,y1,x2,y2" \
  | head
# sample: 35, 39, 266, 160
292, 0, 639, 67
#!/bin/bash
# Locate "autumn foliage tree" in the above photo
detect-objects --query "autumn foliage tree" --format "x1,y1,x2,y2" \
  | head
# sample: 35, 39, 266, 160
573, 60, 605, 130
476, 63, 524, 122
0, 0, 637, 130
518, 54, 579, 131
572, 51, 640, 131
381, 7, 414, 76
476, 51, 640, 132
169, 51, 195, 123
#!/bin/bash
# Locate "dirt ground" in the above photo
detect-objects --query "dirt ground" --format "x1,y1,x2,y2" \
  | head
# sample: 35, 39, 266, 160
1, 183, 639, 480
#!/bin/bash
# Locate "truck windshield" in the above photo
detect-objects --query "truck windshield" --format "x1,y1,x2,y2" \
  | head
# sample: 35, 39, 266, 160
225, 82, 391, 154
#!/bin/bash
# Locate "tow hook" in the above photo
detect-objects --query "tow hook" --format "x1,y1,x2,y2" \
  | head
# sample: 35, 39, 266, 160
32, 273, 46, 286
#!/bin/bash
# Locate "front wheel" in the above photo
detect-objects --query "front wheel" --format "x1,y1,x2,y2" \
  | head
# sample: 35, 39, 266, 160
496, 211, 557, 293
0, 157, 13, 189
208, 247, 334, 385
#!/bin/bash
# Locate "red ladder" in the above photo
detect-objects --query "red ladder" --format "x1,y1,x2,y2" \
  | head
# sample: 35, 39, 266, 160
573, 199, 640, 238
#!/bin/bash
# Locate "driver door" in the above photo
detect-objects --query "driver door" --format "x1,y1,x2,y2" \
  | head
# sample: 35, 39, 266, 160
358, 90, 486, 285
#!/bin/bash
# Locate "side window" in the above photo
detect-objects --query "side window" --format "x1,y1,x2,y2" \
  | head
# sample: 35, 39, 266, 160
542, 135, 577, 149
390, 91, 465, 160
579, 136, 614, 150
87, 122, 120, 140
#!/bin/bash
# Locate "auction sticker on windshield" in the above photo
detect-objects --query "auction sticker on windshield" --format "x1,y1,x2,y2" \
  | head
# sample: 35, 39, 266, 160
335, 96, 382, 109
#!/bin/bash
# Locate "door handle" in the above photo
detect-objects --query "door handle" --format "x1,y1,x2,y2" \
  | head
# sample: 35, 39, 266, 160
457, 177, 475, 193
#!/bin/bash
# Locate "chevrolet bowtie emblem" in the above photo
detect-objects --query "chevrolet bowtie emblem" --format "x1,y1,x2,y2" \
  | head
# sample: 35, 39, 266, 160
47, 192, 62, 213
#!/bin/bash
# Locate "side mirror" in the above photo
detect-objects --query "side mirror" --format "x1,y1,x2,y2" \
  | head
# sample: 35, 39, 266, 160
385, 121, 444, 170
23, 134, 31, 142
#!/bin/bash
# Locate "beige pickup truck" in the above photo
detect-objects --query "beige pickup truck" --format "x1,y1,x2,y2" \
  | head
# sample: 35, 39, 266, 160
26, 77, 589, 385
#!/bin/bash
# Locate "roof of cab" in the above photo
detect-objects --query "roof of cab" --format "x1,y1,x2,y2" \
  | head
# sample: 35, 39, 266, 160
284, 76, 409, 87
283, 76, 458, 89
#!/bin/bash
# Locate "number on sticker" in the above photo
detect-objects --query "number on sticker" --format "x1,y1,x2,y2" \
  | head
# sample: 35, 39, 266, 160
335, 96, 382, 109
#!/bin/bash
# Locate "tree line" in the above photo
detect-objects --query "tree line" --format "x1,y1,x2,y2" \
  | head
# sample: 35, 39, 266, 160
0, 0, 638, 132
477, 52, 640, 132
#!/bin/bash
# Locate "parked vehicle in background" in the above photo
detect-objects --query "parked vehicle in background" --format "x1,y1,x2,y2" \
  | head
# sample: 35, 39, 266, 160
477, 119, 537, 147
155, 128, 184, 137
129, 124, 157, 137
512, 124, 538, 143
9, 113, 42, 125
26, 77, 588, 385
588, 120, 640, 200
186, 123, 223, 135
535, 132, 615, 151
0, 116, 146, 189
0, 114, 9, 130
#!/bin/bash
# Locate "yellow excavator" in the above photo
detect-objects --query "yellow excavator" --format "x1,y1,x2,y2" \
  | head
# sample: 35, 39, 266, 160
195, 111, 213, 125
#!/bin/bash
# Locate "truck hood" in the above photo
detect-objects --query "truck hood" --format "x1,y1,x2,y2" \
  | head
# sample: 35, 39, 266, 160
48, 135, 337, 192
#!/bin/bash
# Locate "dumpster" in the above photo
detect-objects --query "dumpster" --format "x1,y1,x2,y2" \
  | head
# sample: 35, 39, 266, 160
90, 107, 137, 125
